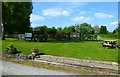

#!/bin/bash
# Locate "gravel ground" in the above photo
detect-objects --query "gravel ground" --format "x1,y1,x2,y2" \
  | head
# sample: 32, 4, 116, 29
1, 61, 80, 75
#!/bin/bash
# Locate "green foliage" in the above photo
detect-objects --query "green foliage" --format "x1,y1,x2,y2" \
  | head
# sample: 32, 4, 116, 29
63, 26, 76, 34
32, 23, 112, 41
48, 27, 57, 35
32, 48, 40, 55
93, 25, 100, 33
34, 26, 48, 33
79, 23, 93, 34
113, 26, 119, 34
57, 27, 63, 34
33, 26, 48, 41
6, 43, 17, 54
56, 27, 64, 40
97, 33, 118, 39
2, 2, 33, 34
100, 26, 108, 34
48, 27, 57, 39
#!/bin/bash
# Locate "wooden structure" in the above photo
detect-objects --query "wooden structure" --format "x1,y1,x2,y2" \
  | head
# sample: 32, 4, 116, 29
17, 34, 25, 40
32, 31, 47, 42
70, 32, 80, 41
17, 33, 33, 41
101, 40, 117, 48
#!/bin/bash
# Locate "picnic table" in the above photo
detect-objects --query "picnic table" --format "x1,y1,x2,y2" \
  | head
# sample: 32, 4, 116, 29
101, 40, 118, 48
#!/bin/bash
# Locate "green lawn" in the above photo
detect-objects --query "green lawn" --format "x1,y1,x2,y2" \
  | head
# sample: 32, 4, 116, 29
2, 38, 118, 62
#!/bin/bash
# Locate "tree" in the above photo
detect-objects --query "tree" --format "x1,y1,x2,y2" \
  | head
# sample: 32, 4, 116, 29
112, 26, 120, 34
62, 26, 76, 40
75, 24, 80, 32
48, 27, 57, 39
57, 27, 63, 34
93, 25, 100, 33
79, 23, 93, 34
118, 25, 120, 39
100, 26, 108, 34
2, 2, 33, 40
34, 26, 48, 34
33, 26, 48, 41
56, 27, 63, 40
113, 28, 117, 34
63, 26, 76, 34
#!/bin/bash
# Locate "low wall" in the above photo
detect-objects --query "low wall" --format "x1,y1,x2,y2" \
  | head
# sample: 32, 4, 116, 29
1, 52, 118, 74
36, 55, 118, 74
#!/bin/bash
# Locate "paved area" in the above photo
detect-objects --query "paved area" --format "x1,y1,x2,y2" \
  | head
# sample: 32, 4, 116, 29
1, 61, 80, 75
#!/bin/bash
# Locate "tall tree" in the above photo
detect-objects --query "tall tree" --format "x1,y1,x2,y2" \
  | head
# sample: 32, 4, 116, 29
100, 26, 108, 34
75, 24, 80, 32
48, 27, 57, 39
79, 23, 93, 34
48, 27, 57, 34
57, 27, 63, 34
56, 27, 64, 40
113, 28, 118, 34
2, 2, 33, 40
112, 26, 120, 34
63, 26, 76, 34
93, 25, 100, 34
34, 26, 48, 41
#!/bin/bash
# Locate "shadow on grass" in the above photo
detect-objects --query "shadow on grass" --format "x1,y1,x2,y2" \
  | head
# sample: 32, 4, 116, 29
3, 38, 102, 43
42, 40, 102, 43
40, 53, 45, 55
16, 50, 22, 54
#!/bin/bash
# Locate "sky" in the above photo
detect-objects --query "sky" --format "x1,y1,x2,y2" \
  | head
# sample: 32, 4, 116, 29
30, 2, 118, 32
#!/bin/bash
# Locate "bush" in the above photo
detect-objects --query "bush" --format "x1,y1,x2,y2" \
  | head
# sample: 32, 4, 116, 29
6, 43, 19, 54
32, 48, 40, 54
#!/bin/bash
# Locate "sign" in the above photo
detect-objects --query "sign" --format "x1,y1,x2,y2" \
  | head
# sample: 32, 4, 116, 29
25, 33, 32, 37
18, 34, 25, 40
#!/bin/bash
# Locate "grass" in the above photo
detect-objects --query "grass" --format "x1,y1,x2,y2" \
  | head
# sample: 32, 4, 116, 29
2, 38, 118, 62
97, 34, 118, 40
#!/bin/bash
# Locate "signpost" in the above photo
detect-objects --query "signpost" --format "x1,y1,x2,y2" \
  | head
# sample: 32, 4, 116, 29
25, 33, 32, 41
17, 34, 25, 40
25, 33, 32, 38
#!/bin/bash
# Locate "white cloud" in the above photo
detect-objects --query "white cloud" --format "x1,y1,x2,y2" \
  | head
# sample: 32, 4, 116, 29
75, 9, 86, 15
42, 8, 70, 17
63, 11, 70, 16
110, 21, 118, 25
94, 13, 114, 19
31, 23, 40, 28
30, 14, 45, 22
72, 16, 93, 22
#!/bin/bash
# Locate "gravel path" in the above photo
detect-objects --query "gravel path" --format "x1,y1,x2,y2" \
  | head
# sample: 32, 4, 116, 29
1, 61, 80, 75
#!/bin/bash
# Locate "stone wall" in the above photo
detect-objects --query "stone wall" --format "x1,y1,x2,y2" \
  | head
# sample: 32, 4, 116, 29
36, 55, 118, 74
0, 52, 118, 74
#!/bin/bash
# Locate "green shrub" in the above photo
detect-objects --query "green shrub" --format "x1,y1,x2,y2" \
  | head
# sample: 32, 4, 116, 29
6, 43, 18, 54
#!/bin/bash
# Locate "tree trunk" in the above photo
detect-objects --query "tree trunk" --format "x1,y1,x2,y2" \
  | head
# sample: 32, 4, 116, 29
2, 27, 5, 40
2, 33, 5, 40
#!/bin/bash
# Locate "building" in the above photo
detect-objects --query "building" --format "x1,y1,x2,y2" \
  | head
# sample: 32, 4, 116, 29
70, 32, 81, 41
